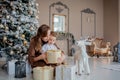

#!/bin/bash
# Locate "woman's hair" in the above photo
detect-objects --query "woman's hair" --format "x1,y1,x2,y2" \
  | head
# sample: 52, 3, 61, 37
32, 24, 50, 51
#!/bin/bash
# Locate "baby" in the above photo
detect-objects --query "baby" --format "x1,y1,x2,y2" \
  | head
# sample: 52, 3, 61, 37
41, 31, 58, 53
41, 31, 65, 63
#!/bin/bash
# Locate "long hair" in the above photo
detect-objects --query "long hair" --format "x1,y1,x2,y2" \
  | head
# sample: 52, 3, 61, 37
32, 24, 50, 51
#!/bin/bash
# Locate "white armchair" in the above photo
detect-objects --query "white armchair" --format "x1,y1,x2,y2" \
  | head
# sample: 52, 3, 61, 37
92, 38, 111, 57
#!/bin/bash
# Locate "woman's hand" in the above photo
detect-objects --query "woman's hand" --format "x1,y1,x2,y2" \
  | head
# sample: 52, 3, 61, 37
41, 53, 48, 64
41, 53, 47, 59
36, 53, 46, 61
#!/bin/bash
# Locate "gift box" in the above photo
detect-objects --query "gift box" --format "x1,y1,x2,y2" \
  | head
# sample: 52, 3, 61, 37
7, 60, 31, 75
26, 60, 32, 74
47, 50, 61, 64
65, 56, 75, 65
55, 65, 76, 80
7, 60, 17, 75
33, 66, 54, 80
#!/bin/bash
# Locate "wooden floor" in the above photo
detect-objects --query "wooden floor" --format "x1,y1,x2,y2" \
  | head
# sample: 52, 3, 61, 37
0, 57, 120, 80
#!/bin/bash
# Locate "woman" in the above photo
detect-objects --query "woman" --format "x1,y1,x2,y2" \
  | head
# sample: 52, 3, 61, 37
28, 24, 65, 68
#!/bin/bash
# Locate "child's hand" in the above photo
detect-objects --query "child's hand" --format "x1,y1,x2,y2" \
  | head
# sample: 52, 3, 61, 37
57, 57, 63, 64
61, 52, 65, 60
57, 51, 66, 63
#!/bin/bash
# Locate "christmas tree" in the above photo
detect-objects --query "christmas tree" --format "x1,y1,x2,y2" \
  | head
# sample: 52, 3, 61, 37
0, 0, 39, 61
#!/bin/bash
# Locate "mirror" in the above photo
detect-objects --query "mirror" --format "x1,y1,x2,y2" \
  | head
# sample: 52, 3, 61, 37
81, 8, 96, 38
52, 14, 66, 32
49, 1, 71, 55
49, 1, 69, 32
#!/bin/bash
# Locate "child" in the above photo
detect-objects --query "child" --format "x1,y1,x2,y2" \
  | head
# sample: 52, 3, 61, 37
41, 31, 65, 64
41, 31, 58, 53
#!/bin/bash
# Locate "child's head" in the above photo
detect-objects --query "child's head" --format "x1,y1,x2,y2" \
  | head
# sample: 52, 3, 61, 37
48, 31, 57, 44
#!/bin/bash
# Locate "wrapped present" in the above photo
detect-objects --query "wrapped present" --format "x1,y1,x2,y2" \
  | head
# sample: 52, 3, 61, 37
55, 65, 76, 80
15, 61, 26, 78
47, 50, 61, 64
7, 60, 17, 75
26, 60, 32, 74
7, 60, 31, 75
33, 66, 54, 80
65, 56, 75, 65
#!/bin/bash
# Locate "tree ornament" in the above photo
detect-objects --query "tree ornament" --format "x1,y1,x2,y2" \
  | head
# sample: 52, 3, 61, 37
30, 27, 34, 31
0, 24, 4, 28
28, 3, 32, 6
21, 34, 25, 39
15, 34, 19, 38
10, 2, 13, 6
19, 3, 22, 6
36, 3, 39, 6
3, 36, 7, 41
6, 15, 10, 19
17, 51, 20, 54
5, 26, 9, 31
17, 26, 21, 30
12, 10, 16, 15
28, 10, 33, 15
12, 6, 15, 10
23, 40, 27, 46
9, 42, 13, 46
36, 15, 39, 19
10, 50, 14, 55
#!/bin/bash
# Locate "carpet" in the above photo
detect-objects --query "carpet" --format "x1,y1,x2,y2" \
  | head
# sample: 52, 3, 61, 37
101, 64, 120, 72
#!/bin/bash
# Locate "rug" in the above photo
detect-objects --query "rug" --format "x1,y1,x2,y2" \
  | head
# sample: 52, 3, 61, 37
101, 64, 120, 72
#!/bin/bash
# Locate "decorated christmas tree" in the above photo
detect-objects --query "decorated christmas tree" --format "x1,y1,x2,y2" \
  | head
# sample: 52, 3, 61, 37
0, 0, 39, 60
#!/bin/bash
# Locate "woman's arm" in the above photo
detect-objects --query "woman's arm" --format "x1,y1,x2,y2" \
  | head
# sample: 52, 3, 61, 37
34, 53, 46, 61
28, 39, 46, 65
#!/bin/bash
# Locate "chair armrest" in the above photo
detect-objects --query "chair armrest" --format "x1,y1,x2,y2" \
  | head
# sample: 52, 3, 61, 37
92, 42, 98, 49
106, 42, 111, 49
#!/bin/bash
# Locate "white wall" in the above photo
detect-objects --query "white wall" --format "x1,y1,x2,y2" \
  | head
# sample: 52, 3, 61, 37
36, 0, 103, 40
104, 0, 119, 46
119, 0, 120, 41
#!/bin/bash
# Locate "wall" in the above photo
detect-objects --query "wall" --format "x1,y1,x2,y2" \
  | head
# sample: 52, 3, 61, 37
36, 0, 103, 40
119, 0, 120, 41
104, 0, 119, 47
